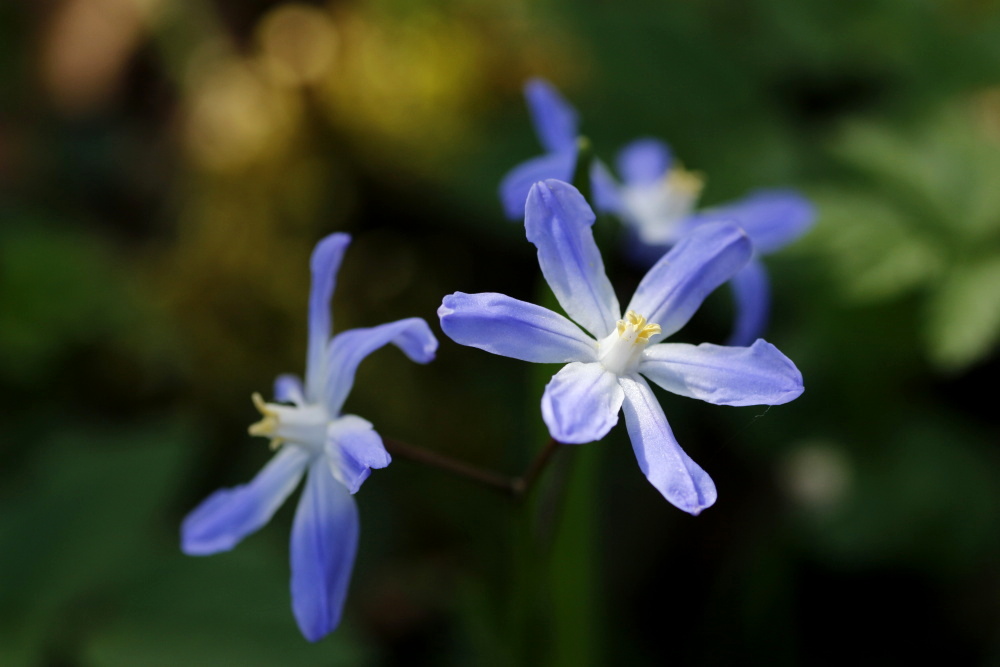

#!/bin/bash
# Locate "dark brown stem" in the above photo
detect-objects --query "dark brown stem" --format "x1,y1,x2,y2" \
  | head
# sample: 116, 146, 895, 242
381, 436, 562, 501
382, 437, 516, 494
510, 437, 561, 499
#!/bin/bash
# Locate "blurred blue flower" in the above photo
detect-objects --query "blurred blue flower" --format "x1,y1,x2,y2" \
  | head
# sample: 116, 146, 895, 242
440, 180, 803, 515
605, 138, 815, 345
498, 78, 618, 219
181, 233, 437, 642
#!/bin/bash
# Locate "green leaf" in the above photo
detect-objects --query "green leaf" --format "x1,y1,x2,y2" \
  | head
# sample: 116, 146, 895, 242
834, 112, 1000, 248
925, 256, 1000, 370
0, 219, 135, 383
81, 547, 371, 667
834, 123, 953, 230
806, 189, 942, 302
0, 423, 190, 664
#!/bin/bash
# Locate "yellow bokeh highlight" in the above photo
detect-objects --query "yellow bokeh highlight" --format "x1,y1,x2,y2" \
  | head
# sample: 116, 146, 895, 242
314, 8, 487, 161
182, 50, 301, 172
257, 4, 339, 87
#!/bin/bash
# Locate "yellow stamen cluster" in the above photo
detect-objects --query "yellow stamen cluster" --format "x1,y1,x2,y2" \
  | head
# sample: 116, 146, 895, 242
248, 392, 285, 450
665, 166, 704, 198
617, 310, 661, 343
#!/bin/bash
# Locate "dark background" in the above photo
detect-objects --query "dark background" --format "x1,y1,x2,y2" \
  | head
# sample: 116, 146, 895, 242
3, 0, 1000, 665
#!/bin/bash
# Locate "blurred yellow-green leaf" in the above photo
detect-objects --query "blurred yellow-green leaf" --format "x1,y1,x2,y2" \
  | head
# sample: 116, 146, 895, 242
925, 257, 1000, 369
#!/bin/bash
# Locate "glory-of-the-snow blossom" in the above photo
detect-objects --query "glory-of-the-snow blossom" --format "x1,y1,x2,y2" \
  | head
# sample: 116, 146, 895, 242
439, 179, 803, 515
604, 137, 815, 345
496, 77, 814, 345
181, 233, 437, 642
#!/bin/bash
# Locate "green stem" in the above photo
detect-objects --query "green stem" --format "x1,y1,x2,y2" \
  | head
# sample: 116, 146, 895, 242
547, 442, 604, 667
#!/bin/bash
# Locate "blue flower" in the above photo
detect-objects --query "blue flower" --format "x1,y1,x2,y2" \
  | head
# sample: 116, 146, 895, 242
440, 180, 803, 515
181, 233, 437, 642
498, 78, 619, 220
605, 138, 816, 345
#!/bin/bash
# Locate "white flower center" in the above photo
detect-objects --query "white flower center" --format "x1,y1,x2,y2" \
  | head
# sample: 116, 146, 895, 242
622, 167, 704, 245
598, 311, 661, 376
248, 392, 327, 454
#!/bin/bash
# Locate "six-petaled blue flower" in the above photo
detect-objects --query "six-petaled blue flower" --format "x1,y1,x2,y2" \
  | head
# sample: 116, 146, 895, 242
440, 179, 803, 515
181, 233, 437, 642
603, 138, 816, 345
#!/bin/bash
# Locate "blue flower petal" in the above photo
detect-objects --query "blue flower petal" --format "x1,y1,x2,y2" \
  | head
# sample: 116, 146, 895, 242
438, 292, 597, 363
331, 415, 390, 469
327, 415, 390, 494
181, 446, 311, 555
324, 318, 437, 416
727, 258, 771, 347
619, 375, 716, 515
526, 180, 621, 339
590, 159, 624, 215
616, 138, 673, 186
524, 78, 579, 154
274, 374, 306, 406
640, 339, 803, 406
306, 233, 352, 401
499, 150, 576, 220
626, 222, 751, 341
327, 455, 370, 497
541, 361, 624, 444
290, 462, 359, 642
697, 189, 815, 254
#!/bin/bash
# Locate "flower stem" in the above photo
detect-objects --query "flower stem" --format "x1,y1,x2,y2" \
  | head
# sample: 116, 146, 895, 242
381, 436, 562, 500
510, 437, 561, 498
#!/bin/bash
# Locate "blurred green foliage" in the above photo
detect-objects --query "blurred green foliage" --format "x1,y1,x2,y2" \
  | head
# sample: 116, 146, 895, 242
3, 0, 1000, 665
810, 109, 1000, 369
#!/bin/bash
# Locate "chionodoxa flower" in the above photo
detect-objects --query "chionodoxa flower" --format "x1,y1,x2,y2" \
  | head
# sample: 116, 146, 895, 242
439, 179, 803, 514
182, 233, 437, 641
497, 78, 814, 345
603, 137, 815, 345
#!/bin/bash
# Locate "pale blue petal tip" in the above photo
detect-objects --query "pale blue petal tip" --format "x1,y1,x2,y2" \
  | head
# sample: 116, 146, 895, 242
541, 363, 624, 444
702, 190, 816, 254
524, 78, 579, 154
499, 150, 576, 220
311, 233, 352, 272
291, 466, 359, 642
323, 318, 439, 416
181, 448, 309, 556
616, 138, 673, 186
525, 179, 621, 339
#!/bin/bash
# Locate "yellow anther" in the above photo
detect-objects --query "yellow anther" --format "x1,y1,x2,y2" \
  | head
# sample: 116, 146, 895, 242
617, 311, 662, 344
251, 392, 274, 415
248, 392, 284, 449
665, 165, 704, 197
618, 310, 660, 343
626, 310, 647, 328
636, 321, 661, 342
